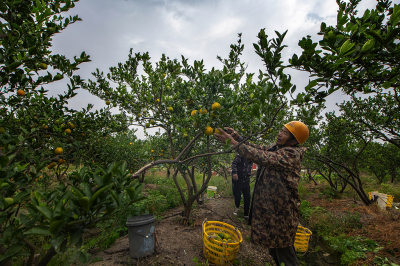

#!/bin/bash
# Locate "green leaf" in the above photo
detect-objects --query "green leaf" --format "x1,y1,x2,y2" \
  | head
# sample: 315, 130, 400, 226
24, 227, 52, 236
78, 196, 90, 211
339, 40, 355, 55
361, 39, 375, 53
305, 80, 318, 92
89, 183, 113, 206
0, 245, 24, 263
389, 5, 400, 25
36, 205, 52, 220
382, 82, 391, 89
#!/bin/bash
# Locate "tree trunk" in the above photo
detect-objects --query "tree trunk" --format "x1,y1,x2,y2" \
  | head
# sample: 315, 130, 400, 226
182, 198, 195, 224
307, 169, 317, 185
390, 168, 396, 183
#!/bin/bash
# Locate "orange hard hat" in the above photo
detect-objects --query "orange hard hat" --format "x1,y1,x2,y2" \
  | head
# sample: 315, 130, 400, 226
284, 121, 309, 144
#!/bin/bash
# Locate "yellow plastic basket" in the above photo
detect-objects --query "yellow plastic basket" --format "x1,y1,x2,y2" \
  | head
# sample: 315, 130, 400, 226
369, 192, 395, 208
294, 226, 312, 253
202, 220, 243, 265
386, 195, 394, 208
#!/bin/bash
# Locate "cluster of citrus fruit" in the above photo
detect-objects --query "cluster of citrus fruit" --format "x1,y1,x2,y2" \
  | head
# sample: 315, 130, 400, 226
190, 102, 222, 136
210, 232, 235, 243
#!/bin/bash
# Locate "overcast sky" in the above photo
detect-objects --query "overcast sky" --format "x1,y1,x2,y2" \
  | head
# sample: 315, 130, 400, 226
50, 0, 376, 138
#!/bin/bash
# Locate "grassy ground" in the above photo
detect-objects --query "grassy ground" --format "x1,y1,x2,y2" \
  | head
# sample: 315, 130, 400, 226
298, 175, 400, 265
49, 169, 399, 265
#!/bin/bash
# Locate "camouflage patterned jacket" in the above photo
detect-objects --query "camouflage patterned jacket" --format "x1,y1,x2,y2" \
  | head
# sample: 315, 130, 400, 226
235, 142, 306, 248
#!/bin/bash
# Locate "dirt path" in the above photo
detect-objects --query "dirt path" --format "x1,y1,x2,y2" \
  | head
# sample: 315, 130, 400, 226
90, 196, 273, 265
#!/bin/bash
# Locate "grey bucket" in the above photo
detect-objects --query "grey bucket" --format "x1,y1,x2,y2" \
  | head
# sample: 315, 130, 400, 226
126, 214, 156, 258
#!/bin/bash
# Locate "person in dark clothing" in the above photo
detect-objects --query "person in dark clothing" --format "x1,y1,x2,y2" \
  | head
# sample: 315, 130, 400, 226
214, 121, 310, 266
231, 154, 252, 218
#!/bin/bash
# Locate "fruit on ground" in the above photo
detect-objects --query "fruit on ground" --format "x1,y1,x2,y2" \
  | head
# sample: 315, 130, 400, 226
205, 126, 213, 135
54, 147, 63, 155
211, 102, 221, 110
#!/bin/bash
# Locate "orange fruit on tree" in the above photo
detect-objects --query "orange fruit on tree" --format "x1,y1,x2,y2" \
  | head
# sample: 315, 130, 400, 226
68, 122, 75, 129
47, 162, 57, 169
54, 147, 63, 155
64, 128, 72, 134
211, 102, 221, 110
17, 89, 25, 96
4, 197, 14, 205
204, 126, 213, 136
40, 63, 48, 69
191, 110, 197, 117
156, 98, 160, 103
106, 100, 111, 105
214, 128, 221, 135
199, 108, 208, 114
168, 106, 173, 112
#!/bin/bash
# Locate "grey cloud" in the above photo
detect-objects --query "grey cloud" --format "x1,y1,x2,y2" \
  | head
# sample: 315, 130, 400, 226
47, 0, 348, 138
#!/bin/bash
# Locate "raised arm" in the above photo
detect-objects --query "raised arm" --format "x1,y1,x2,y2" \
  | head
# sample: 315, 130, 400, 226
235, 144, 304, 170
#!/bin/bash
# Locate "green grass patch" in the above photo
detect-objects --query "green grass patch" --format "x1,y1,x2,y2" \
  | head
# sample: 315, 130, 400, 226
300, 200, 381, 265
323, 235, 381, 265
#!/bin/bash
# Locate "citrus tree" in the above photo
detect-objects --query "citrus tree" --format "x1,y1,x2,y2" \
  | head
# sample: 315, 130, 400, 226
290, 0, 400, 146
0, 1, 142, 264
313, 112, 374, 204
284, 0, 400, 203
85, 30, 296, 221
361, 142, 400, 184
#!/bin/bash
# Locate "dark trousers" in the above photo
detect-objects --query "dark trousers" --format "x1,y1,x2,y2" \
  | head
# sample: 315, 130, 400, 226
232, 180, 250, 216
269, 246, 298, 266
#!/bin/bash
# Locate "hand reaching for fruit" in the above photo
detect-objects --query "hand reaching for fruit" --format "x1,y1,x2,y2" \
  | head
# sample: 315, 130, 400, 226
214, 128, 238, 146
